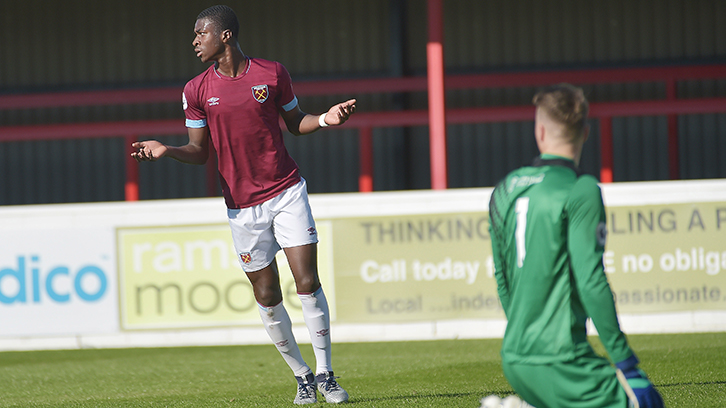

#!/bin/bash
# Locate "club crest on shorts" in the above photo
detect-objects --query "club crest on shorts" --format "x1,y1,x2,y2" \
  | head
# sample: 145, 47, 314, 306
251, 85, 268, 103
239, 252, 252, 264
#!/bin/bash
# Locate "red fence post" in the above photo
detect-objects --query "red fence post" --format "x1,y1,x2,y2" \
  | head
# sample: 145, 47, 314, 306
124, 134, 140, 201
427, 0, 448, 190
358, 126, 374, 192
599, 117, 613, 183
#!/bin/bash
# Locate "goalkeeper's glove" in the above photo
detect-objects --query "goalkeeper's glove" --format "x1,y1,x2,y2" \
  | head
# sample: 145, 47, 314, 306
616, 355, 665, 408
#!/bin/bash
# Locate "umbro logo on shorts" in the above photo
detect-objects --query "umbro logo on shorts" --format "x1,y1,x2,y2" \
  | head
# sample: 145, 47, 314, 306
239, 252, 252, 264
316, 329, 329, 337
307, 227, 317, 236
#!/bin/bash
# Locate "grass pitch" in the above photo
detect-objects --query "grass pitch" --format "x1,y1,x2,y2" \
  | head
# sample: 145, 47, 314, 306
0, 332, 724, 407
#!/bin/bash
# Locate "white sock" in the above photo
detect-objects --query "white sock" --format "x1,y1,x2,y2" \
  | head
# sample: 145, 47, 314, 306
258, 301, 311, 377
298, 287, 332, 374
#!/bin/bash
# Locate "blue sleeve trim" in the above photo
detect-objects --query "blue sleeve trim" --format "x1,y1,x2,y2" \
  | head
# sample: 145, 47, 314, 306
282, 96, 298, 112
186, 118, 207, 128
616, 354, 639, 372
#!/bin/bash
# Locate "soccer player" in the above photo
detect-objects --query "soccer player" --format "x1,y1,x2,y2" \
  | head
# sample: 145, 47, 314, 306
131, 5, 354, 405
488, 84, 664, 408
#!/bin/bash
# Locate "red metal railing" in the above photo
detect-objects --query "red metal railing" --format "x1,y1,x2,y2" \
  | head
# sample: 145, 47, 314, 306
2, 64, 726, 200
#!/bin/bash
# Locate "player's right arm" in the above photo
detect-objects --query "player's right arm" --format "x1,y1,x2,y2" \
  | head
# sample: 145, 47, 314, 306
131, 81, 211, 165
131, 126, 210, 165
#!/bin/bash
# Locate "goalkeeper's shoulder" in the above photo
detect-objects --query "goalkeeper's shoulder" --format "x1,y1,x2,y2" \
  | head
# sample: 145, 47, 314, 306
569, 174, 604, 209
573, 173, 602, 195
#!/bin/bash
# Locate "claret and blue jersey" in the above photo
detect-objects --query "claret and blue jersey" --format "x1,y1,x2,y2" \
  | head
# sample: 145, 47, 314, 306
183, 58, 301, 209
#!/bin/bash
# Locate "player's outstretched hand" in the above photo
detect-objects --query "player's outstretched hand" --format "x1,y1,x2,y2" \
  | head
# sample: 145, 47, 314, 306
325, 99, 357, 126
131, 140, 168, 162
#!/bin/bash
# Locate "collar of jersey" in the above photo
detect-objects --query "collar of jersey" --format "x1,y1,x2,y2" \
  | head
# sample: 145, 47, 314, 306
540, 153, 574, 162
213, 56, 251, 80
534, 154, 582, 176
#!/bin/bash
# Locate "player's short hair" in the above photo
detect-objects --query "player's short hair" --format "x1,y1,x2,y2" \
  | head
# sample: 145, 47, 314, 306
197, 5, 240, 39
532, 83, 589, 133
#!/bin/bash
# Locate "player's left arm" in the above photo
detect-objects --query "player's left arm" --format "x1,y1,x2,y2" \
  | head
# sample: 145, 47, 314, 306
567, 177, 632, 363
274, 61, 356, 135
488, 184, 512, 315
280, 99, 357, 136
569, 178, 664, 408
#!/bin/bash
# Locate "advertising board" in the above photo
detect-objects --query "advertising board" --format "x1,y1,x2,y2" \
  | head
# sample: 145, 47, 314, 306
0, 227, 117, 336
117, 222, 335, 330
0, 180, 724, 349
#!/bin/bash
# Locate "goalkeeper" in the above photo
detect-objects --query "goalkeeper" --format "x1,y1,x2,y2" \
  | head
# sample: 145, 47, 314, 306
488, 83, 664, 408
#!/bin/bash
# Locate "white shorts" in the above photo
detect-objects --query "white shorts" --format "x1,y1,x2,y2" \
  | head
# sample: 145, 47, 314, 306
228, 178, 318, 272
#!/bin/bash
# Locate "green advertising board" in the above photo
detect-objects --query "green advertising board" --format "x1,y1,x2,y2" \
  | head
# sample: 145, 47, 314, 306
116, 201, 726, 329
117, 223, 334, 330
329, 212, 500, 323
604, 202, 726, 313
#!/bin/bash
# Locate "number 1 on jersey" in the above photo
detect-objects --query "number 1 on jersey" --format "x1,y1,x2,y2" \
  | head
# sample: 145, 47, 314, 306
515, 197, 529, 268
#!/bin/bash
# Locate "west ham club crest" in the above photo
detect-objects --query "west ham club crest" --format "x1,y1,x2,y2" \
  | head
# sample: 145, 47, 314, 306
239, 252, 252, 264
252, 85, 268, 103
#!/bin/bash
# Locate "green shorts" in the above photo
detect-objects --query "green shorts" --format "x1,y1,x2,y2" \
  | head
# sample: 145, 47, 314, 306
502, 353, 628, 408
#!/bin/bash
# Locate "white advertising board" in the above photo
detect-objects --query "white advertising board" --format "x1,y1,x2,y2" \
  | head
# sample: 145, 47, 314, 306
0, 179, 724, 350
0, 226, 117, 336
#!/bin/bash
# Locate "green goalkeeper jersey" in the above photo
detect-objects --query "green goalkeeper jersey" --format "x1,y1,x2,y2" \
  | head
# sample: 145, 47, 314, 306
489, 154, 633, 365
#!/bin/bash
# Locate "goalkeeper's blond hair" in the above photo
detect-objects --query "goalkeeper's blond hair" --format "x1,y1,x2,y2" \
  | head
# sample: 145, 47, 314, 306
533, 83, 589, 138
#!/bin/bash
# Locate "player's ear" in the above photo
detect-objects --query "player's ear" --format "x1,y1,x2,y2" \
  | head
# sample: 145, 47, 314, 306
221, 29, 233, 43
